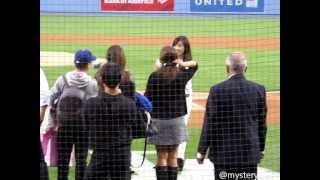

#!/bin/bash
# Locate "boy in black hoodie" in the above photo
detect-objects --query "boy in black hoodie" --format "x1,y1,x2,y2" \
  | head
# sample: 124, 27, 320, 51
83, 63, 146, 180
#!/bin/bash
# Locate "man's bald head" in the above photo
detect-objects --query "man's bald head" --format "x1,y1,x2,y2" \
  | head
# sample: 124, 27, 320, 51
225, 52, 247, 75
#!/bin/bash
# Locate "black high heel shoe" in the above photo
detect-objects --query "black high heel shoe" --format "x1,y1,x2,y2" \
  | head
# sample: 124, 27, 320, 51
177, 158, 185, 172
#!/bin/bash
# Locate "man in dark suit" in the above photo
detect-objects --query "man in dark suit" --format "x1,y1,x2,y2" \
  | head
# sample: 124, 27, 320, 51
196, 52, 267, 180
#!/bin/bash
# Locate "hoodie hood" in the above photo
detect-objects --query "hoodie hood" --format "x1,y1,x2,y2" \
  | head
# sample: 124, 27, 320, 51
65, 71, 91, 88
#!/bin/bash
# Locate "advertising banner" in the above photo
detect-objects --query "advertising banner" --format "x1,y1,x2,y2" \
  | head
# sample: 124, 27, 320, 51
101, 0, 174, 11
190, 0, 264, 12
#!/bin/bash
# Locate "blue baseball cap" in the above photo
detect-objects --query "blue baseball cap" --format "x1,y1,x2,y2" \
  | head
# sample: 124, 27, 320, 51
74, 49, 96, 64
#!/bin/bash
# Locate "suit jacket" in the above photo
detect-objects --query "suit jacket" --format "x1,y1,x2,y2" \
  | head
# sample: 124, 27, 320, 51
197, 74, 267, 165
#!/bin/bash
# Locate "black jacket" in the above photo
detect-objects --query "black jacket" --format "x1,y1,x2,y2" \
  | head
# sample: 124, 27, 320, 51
145, 65, 198, 120
82, 93, 146, 151
197, 74, 267, 165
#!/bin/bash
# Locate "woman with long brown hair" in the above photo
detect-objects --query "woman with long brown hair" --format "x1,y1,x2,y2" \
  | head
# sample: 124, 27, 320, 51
94, 45, 152, 176
154, 36, 195, 171
145, 46, 198, 180
95, 45, 135, 100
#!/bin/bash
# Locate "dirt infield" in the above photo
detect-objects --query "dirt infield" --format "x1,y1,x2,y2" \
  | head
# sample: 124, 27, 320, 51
41, 35, 279, 50
189, 91, 280, 128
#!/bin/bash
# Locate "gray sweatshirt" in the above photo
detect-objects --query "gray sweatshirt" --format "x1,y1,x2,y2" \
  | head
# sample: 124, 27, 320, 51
49, 71, 98, 106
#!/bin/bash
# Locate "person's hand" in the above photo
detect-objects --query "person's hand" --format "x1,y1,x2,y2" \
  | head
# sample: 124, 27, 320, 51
92, 61, 101, 69
173, 58, 184, 66
260, 151, 265, 160
196, 152, 205, 164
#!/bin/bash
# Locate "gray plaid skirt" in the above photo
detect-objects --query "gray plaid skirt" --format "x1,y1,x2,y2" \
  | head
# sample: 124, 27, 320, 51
148, 116, 188, 145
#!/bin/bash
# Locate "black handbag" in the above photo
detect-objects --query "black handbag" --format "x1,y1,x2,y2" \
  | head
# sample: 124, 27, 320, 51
132, 110, 158, 139
145, 112, 158, 137
131, 111, 158, 168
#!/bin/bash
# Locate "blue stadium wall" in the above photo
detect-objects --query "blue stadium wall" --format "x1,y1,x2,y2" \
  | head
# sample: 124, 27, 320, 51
40, 0, 279, 15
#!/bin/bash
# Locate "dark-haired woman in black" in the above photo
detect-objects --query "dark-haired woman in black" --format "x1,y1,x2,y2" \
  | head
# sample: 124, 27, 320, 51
155, 36, 195, 171
146, 46, 198, 180
83, 63, 146, 180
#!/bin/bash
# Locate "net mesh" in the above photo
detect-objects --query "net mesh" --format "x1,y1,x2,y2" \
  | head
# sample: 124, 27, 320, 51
40, 0, 279, 179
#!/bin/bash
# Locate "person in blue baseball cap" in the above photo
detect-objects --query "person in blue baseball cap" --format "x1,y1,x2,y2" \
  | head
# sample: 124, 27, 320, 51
74, 48, 97, 64
48, 48, 99, 180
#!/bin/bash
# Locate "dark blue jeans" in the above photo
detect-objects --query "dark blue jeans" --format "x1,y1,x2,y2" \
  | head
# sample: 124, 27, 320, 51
57, 126, 88, 180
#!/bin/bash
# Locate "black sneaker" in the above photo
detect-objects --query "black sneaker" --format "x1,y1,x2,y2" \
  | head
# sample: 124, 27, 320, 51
177, 158, 184, 172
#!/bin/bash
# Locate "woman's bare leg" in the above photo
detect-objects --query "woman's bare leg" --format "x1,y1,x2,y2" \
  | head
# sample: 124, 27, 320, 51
167, 145, 178, 167
156, 145, 169, 166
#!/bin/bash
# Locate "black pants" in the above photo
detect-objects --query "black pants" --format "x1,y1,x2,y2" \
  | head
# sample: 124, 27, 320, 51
214, 164, 258, 180
84, 146, 131, 180
57, 126, 88, 180
40, 141, 49, 180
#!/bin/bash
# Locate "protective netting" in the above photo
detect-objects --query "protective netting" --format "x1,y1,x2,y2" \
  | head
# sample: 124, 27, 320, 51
40, 0, 279, 180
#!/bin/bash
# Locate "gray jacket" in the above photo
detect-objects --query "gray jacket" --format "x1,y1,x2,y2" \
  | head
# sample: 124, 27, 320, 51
49, 71, 98, 106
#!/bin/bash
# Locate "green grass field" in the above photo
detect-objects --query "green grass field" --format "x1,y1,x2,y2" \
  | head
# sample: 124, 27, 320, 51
41, 16, 280, 37
42, 15, 280, 179
41, 15, 279, 92
41, 45, 279, 92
